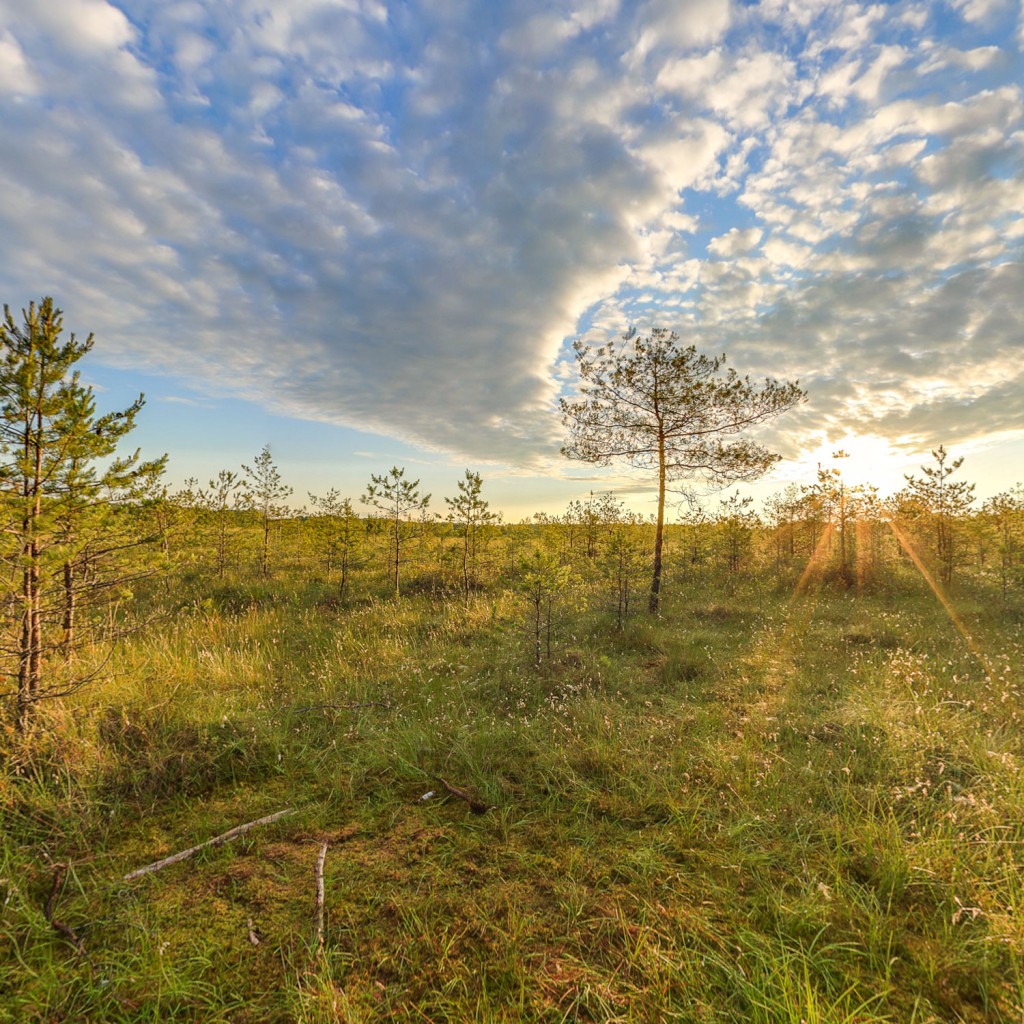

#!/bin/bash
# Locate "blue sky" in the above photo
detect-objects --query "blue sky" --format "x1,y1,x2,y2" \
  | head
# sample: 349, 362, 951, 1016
0, 0, 1021, 520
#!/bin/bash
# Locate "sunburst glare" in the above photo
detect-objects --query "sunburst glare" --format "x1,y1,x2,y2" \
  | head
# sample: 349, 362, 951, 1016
786, 433, 918, 494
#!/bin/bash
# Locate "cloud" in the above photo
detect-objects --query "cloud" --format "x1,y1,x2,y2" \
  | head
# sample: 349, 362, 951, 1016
158, 395, 206, 406
952, 0, 1015, 24
6, 0, 136, 54
0, 30, 39, 95
628, 0, 733, 64
657, 47, 798, 130
708, 226, 763, 258
849, 45, 908, 104
0, 0, 1020, 477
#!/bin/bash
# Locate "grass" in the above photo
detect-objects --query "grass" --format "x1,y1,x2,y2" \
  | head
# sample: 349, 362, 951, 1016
1, 551, 1022, 1022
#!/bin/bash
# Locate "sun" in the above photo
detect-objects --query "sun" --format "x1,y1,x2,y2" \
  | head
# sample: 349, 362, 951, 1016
787, 432, 917, 495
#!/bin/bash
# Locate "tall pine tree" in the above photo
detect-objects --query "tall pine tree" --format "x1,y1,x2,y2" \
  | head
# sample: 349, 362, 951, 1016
0, 298, 164, 730
561, 328, 804, 612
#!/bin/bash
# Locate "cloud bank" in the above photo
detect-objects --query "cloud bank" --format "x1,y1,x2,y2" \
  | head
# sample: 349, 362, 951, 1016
0, 0, 1021, 467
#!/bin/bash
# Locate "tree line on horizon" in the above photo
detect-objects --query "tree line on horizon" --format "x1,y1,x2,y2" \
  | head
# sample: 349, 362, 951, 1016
2, 298, 1022, 732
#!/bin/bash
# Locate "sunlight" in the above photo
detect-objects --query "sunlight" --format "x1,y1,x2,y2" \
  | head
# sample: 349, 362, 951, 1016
787, 433, 915, 494
886, 516, 995, 681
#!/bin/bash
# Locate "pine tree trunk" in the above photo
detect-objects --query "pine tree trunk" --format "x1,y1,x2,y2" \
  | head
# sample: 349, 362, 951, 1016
17, 568, 34, 731
649, 432, 666, 614
617, 555, 625, 630
17, 405, 45, 731
533, 597, 542, 666
392, 515, 401, 597
63, 560, 76, 658
261, 511, 270, 577
839, 492, 848, 579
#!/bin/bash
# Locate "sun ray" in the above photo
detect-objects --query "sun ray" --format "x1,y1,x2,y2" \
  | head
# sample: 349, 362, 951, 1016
855, 518, 871, 594
793, 522, 835, 600
885, 516, 994, 681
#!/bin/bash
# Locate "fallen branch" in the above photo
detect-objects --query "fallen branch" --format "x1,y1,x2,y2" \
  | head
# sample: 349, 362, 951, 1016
123, 808, 295, 882
290, 702, 392, 713
435, 776, 492, 815
313, 841, 328, 952
44, 864, 85, 954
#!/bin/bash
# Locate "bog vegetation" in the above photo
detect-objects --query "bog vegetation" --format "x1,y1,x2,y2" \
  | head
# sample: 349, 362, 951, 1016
2, 300, 1023, 1022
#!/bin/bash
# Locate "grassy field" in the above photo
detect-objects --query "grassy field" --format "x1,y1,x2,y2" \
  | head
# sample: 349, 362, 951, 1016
1, 551, 1022, 1022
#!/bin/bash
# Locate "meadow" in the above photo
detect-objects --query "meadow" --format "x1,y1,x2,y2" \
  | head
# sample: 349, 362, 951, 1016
2, 514, 1022, 1023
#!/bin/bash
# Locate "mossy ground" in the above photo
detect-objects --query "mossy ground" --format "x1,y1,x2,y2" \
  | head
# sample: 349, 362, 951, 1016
2, 557, 1022, 1022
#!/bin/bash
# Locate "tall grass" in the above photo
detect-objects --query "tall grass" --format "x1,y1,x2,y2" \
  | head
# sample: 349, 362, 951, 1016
1, 555, 1022, 1022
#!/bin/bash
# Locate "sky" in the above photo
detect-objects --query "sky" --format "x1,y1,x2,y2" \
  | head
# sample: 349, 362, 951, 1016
0, 0, 1021, 521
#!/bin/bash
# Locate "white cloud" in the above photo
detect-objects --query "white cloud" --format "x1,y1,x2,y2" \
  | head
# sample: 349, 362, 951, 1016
629, 0, 733, 64
631, 119, 731, 198
499, 12, 588, 59
850, 45, 908, 103
827, 86, 1023, 156
952, 0, 1014, 23
20, 0, 136, 53
761, 234, 813, 268
708, 226, 763, 257
827, 3, 887, 51
663, 210, 700, 233
921, 44, 1004, 73
0, 30, 38, 95
656, 48, 798, 129
174, 32, 216, 74
817, 56, 861, 106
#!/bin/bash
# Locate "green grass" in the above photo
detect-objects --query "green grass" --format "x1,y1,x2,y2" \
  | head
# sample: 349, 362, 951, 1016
2, 557, 1022, 1022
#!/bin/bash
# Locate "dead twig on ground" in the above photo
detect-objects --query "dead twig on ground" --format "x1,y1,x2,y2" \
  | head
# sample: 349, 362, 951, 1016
290, 702, 393, 713
313, 841, 328, 952
44, 864, 85, 955
123, 808, 295, 882
434, 776, 492, 815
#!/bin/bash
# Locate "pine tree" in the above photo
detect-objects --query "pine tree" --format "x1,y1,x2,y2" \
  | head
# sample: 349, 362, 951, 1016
561, 328, 803, 613
0, 298, 165, 730
903, 446, 975, 585
716, 493, 759, 574
810, 450, 869, 585
362, 467, 429, 597
445, 470, 500, 597
240, 446, 292, 577
983, 485, 1024, 599
201, 470, 243, 577
594, 495, 648, 629
518, 549, 574, 666
308, 489, 361, 599
764, 484, 803, 567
